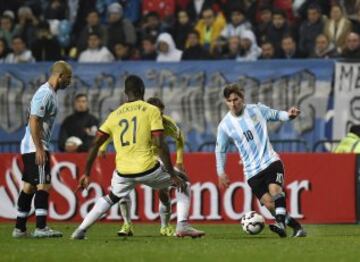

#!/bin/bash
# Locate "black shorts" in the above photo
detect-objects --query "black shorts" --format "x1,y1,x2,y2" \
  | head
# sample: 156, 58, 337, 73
247, 160, 285, 200
22, 152, 51, 185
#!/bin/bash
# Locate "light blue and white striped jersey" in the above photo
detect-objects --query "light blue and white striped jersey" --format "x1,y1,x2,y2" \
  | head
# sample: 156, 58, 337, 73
215, 103, 289, 180
20, 82, 58, 154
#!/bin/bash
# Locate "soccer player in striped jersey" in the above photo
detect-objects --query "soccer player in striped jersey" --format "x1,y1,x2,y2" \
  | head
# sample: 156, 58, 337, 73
13, 61, 72, 238
71, 75, 204, 239
98, 97, 186, 237
215, 83, 306, 238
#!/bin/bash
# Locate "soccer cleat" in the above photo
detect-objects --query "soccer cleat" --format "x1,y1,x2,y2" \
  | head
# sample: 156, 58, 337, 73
176, 223, 205, 238
160, 225, 175, 236
269, 223, 287, 238
117, 223, 134, 237
12, 228, 28, 238
71, 228, 87, 240
292, 227, 307, 237
32, 227, 63, 238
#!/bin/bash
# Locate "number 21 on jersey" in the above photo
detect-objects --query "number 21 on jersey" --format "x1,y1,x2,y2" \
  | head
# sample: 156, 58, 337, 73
119, 117, 137, 146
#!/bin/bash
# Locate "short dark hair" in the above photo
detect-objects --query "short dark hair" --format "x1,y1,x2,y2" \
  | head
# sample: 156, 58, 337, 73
272, 9, 286, 18
308, 3, 321, 13
223, 83, 244, 99
75, 93, 87, 100
147, 97, 165, 110
350, 125, 360, 136
88, 32, 101, 39
188, 30, 200, 38
125, 75, 145, 97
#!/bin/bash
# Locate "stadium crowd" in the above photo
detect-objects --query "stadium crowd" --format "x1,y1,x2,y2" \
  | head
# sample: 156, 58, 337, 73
1, 0, 360, 63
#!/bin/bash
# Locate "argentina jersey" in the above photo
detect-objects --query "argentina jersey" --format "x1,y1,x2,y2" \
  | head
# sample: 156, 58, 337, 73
20, 82, 58, 154
216, 103, 289, 180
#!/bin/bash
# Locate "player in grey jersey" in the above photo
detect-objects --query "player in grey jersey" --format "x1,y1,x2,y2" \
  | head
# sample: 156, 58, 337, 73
215, 83, 306, 238
13, 61, 72, 238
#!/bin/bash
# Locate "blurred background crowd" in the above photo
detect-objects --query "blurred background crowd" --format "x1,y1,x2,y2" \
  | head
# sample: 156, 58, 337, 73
1, 0, 360, 63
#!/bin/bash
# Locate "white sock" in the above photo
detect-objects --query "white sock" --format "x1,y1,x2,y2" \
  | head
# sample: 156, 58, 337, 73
159, 201, 171, 227
176, 182, 191, 223
119, 197, 131, 224
79, 196, 112, 231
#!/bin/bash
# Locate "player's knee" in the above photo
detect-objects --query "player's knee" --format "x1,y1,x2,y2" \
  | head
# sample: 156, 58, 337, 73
263, 199, 274, 209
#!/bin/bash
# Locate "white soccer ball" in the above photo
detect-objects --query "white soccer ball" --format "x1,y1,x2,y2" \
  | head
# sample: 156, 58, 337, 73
241, 211, 265, 235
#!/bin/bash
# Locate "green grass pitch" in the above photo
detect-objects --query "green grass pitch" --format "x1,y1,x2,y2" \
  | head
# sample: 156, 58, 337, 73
1, 223, 360, 262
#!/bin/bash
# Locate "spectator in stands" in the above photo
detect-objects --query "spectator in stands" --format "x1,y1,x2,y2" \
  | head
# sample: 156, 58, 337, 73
78, 32, 114, 62
298, 4, 325, 57
140, 12, 165, 40
324, 4, 352, 53
222, 35, 241, 59
31, 21, 62, 61
341, 32, 360, 59
259, 41, 276, 59
264, 9, 290, 57
238, 30, 262, 61
106, 3, 136, 50
294, 0, 331, 21
5, 36, 34, 63
310, 34, 338, 58
0, 14, 19, 47
172, 10, 193, 50
141, 36, 157, 60
280, 35, 303, 59
58, 93, 99, 153
44, 0, 68, 20
156, 32, 182, 62
333, 125, 360, 153
220, 8, 252, 40
76, 10, 107, 54
182, 30, 210, 60
256, 6, 272, 43
195, 8, 226, 53
0, 37, 9, 62
187, 0, 215, 22
113, 42, 139, 61
16, 6, 39, 46
338, 0, 360, 19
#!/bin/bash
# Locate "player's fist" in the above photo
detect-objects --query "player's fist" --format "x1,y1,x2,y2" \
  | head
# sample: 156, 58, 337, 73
288, 107, 300, 119
218, 174, 230, 189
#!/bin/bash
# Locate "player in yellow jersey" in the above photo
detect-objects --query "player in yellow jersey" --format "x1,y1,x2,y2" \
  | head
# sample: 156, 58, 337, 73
71, 75, 205, 239
99, 97, 186, 237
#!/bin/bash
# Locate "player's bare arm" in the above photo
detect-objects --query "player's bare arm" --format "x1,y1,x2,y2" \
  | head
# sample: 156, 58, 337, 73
29, 115, 47, 166
79, 131, 109, 190
288, 107, 301, 119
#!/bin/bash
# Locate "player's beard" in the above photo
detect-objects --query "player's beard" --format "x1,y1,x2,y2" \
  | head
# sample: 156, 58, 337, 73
58, 79, 69, 90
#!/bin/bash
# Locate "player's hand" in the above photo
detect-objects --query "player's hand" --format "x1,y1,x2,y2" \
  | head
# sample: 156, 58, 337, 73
35, 148, 47, 166
218, 174, 230, 189
77, 174, 90, 192
171, 174, 187, 192
288, 107, 300, 119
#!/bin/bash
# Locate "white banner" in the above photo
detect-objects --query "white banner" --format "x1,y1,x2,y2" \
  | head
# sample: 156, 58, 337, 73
334, 62, 360, 139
